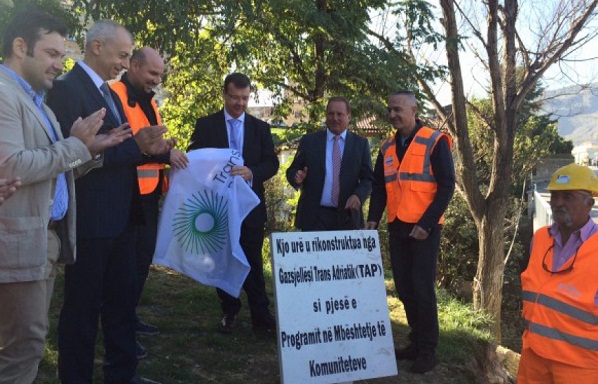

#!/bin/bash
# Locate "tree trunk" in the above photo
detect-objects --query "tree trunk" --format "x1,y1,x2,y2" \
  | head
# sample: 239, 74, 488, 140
434, 0, 598, 345
473, 208, 507, 342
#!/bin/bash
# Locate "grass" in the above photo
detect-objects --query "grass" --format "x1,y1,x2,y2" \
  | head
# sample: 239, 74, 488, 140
35, 257, 497, 384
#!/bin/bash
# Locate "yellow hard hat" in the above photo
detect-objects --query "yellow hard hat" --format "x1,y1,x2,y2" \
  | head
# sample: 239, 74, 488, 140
547, 163, 598, 196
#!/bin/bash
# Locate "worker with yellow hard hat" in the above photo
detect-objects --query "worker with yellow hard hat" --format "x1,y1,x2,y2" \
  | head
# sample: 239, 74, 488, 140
518, 163, 598, 384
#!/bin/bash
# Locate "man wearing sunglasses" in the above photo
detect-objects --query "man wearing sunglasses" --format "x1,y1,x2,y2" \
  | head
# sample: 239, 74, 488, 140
518, 163, 598, 384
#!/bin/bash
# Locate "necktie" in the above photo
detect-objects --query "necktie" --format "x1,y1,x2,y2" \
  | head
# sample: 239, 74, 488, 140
332, 135, 341, 207
100, 82, 121, 124
229, 119, 241, 150
33, 96, 68, 220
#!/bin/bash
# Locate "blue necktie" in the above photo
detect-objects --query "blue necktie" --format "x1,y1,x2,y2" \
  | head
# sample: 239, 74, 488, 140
32, 96, 68, 220
229, 119, 241, 150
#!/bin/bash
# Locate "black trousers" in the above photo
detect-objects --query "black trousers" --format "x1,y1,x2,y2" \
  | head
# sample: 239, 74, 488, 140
302, 206, 361, 231
217, 222, 270, 321
58, 225, 137, 384
388, 220, 442, 355
307, 206, 338, 231
134, 187, 161, 317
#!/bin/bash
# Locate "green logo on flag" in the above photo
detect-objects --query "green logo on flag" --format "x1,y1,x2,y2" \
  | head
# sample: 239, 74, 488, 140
173, 190, 228, 254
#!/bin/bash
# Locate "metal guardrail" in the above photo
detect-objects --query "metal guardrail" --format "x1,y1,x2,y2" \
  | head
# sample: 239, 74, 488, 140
532, 190, 552, 232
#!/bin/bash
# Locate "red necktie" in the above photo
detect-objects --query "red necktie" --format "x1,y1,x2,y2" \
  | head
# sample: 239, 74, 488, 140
332, 135, 341, 207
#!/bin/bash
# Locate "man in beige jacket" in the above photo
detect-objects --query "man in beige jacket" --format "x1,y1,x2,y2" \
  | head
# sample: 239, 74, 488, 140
0, 8, 130, 384
0, 177, 20, 205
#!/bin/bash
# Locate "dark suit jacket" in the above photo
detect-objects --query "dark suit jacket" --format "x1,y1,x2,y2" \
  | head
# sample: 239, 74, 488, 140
187, 110, 279, 227
286, 129, 373, 230
46, 62, 144, 238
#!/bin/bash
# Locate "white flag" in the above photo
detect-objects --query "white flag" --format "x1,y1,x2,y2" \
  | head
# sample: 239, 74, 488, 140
153, 148, 259, 297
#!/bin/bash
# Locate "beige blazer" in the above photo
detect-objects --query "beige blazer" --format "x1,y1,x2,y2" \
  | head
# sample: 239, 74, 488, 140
0, 69, 93, 283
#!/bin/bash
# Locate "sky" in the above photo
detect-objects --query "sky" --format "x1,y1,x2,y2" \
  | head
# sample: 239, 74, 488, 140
370, 1, 598, 105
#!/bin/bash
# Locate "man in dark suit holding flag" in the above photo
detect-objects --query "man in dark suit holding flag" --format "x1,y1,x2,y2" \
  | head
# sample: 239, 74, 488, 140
187, 72, 279, 336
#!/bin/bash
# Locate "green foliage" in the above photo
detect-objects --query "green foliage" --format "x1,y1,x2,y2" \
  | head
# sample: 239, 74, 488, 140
270, 127, 306, 149
64, 0, 442, 173
512, 115, 570, 191
70, 0, 234, 55
158, 40, 230, 150
439, 185, 529, 300
0, 0, 79, 59
384, 0, 448, 106
436, 289, 495, 364
264, 157, 296, 235
63, 57, 75, 72
69, 0, 438, 130
438, 192, 478, 294
392, 0, 446, 50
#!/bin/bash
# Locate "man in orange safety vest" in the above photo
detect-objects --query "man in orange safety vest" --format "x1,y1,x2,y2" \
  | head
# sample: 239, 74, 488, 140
366, 91, 455, 374
111, 47, 188, 359
518, 163, 598, 384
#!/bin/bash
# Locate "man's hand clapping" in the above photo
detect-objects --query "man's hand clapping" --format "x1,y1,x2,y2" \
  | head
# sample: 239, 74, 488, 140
134, 125, 172, 155
69, 108, 106, 148
90, 123, 133, 155
69, 108, 133, 156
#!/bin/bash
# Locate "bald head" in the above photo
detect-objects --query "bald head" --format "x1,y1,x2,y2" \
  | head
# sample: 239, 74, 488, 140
128, 47, 164, 93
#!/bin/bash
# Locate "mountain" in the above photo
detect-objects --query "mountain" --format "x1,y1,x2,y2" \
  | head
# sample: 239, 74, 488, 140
540, 83, 598, 145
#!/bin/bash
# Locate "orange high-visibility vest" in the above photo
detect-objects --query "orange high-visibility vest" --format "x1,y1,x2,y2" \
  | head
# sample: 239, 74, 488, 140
521, 227, 598, 368
381, 126, 451, 224
111, 81, 167, 195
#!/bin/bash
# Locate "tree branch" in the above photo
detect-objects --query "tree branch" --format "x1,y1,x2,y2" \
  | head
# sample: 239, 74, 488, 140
439, 0, 486, 221
516, 1, 598, 112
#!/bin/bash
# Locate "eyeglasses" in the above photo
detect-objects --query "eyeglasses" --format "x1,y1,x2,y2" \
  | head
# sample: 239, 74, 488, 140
541, 243, 579, 274
224, 92, 250, 103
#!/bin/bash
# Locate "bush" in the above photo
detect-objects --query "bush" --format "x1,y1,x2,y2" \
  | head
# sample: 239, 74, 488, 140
438, 193, 479, 295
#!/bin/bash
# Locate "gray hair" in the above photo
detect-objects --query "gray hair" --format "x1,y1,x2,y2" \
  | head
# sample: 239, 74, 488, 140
581, 191, 595, 206
390, 90, 418, 107
85, 20, 132, 50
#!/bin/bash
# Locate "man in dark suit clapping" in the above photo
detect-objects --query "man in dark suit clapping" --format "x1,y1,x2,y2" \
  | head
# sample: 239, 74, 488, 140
187, 73, 279, 336
46, 20, 169, 384
286, 97, 373, 231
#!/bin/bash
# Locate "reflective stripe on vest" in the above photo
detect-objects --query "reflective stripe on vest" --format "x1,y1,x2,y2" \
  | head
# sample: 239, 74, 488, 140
398, 131, 441, 183
384, 173, 398, 183
522, 290, 598, 326
521, 227, 598, 367
138, 169, 160, 179
523, 319, 598, 351
381, 127, 450, 223
380, 137, 396, 155
111, 81, 167, 195
382, 136, 398, 184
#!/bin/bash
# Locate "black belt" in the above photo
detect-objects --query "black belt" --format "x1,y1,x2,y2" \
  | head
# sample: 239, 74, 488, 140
48, 221, 59, 230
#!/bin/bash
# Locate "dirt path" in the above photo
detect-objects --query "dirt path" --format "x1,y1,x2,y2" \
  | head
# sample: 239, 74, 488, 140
359, 359, 476, 384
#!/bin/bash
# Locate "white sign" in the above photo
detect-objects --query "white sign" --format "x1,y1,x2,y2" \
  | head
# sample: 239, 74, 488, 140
271, 230, 397, 384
